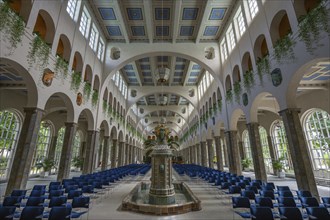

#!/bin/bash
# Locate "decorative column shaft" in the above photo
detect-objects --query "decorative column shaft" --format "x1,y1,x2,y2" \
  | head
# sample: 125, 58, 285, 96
214, 136, 224, 171
238, 141, 244, 160
101, 136, 110, 171
279, 108, 319, 198
195, 143, 201, 165
118, 141, 125, 166
125, 143, 130, 165
200, 141, 208, 167
47, 135, 58, 161
247, 123, 267, 181
267, 135, 277, 174
82, 130, 99, 174
225, 130, 242, 175
57, 122, 77, 181
5, 108, 44, 195
189, 146, 193, 164
207, 139, 215, 168
111, 139, 117, 168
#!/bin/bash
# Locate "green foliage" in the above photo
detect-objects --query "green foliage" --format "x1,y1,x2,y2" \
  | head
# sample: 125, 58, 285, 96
241, 158, 252, 169
243, 70, 254, 90
102, 100, 108, 112
92, 90, 99, 106
273, 33, 296, 63
233, 81, 241, 103
272, 157, 286, 172
35, 158, 55, 172
83, 82, 92, 100
55, 55, 69, 77
71, 71, 82, 91
217, 99, 222, 113
298, 1, 330, 54
72, 156, 83, 169
225, 89, 233, 102
256, 55, 270, 80
28, 33, 51, 70
0, 1, 25, 52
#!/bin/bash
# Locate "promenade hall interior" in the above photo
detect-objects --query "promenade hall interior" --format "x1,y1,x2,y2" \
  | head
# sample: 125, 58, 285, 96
0, 0, 329, 219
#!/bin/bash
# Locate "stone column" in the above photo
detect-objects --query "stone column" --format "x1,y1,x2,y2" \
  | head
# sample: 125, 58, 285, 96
238, 141, 244, 160
47, 135, 58, 161
200, 141, 208, 167
214, 136, 224, 171
82, 130, 98, 174
131, 145, 135, 164
5, 108, 44, 195
118, 141, 125, 166
111, 139, 117, 168
79, 141, 86, 160
125, 143, 130, 165
267, 135, 277, 174
57, 123, 77, 181
190, 146, 194, 164
207, 139, 215, 169
279, 108, 319, 198
195, 143, 200, 165
247, 123, 267, 182
101, 136, 110, 171
225, 130, 242, 175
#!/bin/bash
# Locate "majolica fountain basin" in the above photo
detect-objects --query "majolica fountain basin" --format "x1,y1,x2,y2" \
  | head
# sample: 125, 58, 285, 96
122, 182, 201, 215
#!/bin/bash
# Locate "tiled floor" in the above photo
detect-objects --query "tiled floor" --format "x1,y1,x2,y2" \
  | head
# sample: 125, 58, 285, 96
1, 169, 329, 220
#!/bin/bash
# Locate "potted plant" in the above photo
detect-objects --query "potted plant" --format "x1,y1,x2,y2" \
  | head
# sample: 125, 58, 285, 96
272, 157, 286, 178
72, 156, 83, 171
241, 158, 252, 171
35, 158, 55, 177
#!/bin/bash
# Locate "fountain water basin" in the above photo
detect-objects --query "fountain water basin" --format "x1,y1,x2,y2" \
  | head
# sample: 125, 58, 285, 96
122, 182, 201, 215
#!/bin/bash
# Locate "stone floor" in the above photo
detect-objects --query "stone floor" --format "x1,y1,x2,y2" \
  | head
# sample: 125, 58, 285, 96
1, 169, 329, 220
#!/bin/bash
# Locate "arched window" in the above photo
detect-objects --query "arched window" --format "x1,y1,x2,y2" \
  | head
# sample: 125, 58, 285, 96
30, 121, 52, 175
303, 109, 330, 170
259, 126, 273, 174
242, 130, 253, 168
0, 110, 21, 180
271, 120, 293, 172
54, 127, 65, 169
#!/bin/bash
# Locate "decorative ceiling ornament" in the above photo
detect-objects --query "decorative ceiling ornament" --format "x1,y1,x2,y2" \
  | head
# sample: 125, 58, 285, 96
154, 66, 170, 83
156, 94, 168, 105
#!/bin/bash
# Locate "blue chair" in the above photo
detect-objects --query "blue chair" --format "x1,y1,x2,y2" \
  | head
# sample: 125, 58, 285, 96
64, 185, 79, 193
277, 197, 299, 207
25, 197, 45, 207
32, 185, 46, 191
277, 186, 290, 192
306, 207, 330, 220
299, 197, 320, 208
220, 182, 230, 189
232, 197, 251, 218
48, 206, 72, 220
68, 190, 83, 199
278, 190, 295, 198
1, 196, 23, 207
251, 182, 262, 189
250, 206, 274, 220
263, 182, 275, 190
321, 197, 330, 208
227, 186, 242, 194
296, 190, 312, 198
0, 206, 16, 220
255, 197, 275, 208
241, 190, 256, 200
48, 196, 68, 207
260, 190, 276, 200
246, 186, 259, 194
19, 206, 44, 220
70, 196, 90, 218
29, 190, 45, 197
10, 190, 27, 198
48, 190, 64, 199
278, 207, 304, 220
236, 182, 246, 189
48, 185, 63, 191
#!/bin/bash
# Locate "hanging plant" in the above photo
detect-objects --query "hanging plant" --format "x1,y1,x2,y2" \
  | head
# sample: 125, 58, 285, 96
0, 1, 25, 52
243, 70, 254, 90
225, 89, 233, 102
256, 55, 270, 80
83, 82, 91, 100
298, 1, 330, 54
102, 100, 108, 112
55, 55, 69, 77
28, 33, 51, 70
92, 90, 99, 107
70, 71, 82, 91
273, 33, 296, 63
233, 81, 242, 103
107, 105, 112, 117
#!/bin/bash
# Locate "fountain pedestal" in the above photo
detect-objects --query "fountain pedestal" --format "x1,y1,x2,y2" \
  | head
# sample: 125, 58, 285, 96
149, 145, 176, 205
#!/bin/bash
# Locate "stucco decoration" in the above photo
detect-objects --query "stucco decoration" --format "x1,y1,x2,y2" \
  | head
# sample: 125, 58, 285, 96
271, 68, 282, 87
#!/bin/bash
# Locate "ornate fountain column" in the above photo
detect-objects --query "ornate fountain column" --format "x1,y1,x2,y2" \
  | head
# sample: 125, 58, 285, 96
149, 144, 176, 205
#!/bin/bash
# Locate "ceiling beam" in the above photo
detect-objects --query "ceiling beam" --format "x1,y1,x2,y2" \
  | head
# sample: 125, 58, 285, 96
133, 61, 143, 86
114, 0, 130, 43
143, 0, 154, 43
171, 0, 182, 43
168, 56, 176, 86
183, 60, 194, 86
149, 56, 157, 86
195, 0, 212, 43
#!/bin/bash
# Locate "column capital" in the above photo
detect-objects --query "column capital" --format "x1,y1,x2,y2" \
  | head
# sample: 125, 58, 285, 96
23, 107, 45, 114
246, 122, 259, 127
64, 122, 77, 127
104, 136, 110, 139
206, 139, 213, 144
